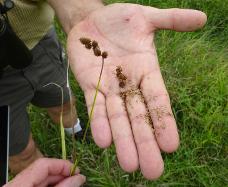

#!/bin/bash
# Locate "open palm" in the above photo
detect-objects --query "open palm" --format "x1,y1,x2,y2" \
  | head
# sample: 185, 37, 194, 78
67, 3, 206, 179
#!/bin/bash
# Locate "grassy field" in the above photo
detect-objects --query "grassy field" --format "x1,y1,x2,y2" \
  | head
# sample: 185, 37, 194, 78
30, 0, 227, 186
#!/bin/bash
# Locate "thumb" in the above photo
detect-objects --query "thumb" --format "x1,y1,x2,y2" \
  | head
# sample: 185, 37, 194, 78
55, 174, 86, 187
143, 6, 207, 31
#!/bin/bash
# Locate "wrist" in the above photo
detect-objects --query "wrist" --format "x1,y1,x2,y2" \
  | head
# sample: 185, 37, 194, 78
48, 0, 104, 34
69, 2, 104, 32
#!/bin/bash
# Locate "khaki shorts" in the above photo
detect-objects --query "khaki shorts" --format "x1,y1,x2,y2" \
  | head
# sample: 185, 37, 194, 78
0, 28, 70, 156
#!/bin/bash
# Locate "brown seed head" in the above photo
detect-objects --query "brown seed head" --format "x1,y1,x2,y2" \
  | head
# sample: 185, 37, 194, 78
79, 37, 91, 45
102, 51, 108, 59
118, 73, 127, 80
116, 66, 122, 74
93, 47, 101, 56
85, 43, 92, 49
92, 41, 98, 48
119, 81, 126, 88
120, 92, 127, 100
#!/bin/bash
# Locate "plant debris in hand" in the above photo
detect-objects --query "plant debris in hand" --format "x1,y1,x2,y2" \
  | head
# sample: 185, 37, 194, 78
115, 66, 153, 127
116, 66, 127, 88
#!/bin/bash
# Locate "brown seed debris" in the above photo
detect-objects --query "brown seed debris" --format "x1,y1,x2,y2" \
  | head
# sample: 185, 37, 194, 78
145, 112, 153, 127
118, 73, 127, 80
119, 81, 125, 88
116, 66, 127, 88
116, 66, 122, 74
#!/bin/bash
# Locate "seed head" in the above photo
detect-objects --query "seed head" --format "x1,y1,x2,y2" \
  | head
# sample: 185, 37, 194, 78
92, 41, 98, 48
116, 66, 122, 74
93, 47, 101, 56
118, 73, 127, 80
102, 51, 108, 59
85, 43, 92, 49
79, 37, 91, 45
119, 81, 125, 88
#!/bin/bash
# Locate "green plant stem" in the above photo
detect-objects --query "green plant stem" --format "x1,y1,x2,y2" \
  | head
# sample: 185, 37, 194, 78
83, 58, 105, 142
66, 60, 77, 161
43, 83, 66, 160
60, 108, 66, 160
71, 57, 105, 175
69, 89, 77, 161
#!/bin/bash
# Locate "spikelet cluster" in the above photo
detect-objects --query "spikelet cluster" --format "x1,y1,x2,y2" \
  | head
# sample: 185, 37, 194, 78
79, 37, 108, 59
116, 66, 127, 88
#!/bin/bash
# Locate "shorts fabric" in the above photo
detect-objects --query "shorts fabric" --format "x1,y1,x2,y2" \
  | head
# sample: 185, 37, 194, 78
0, 28, 70, 156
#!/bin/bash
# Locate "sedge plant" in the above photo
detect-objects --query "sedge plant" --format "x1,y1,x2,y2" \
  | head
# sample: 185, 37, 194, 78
43, 82, 66, 159
70, 37, 108, 175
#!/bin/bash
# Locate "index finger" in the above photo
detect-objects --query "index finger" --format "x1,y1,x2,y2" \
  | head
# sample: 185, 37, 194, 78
36, 158, 76, 177
14, 158, 78, 186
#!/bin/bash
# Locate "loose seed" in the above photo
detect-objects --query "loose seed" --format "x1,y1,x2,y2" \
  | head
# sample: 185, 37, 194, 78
119, 81, 126, 88
117, 73, 127, 80
116, 66, 122, 74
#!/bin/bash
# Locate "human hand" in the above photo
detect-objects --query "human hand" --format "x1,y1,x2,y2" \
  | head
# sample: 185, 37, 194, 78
67, 3, 207, 179
4, 158, 86, 187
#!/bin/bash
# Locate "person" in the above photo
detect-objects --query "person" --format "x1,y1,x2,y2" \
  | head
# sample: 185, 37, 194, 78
3, 158, 86, 187
0, 0, 207, 180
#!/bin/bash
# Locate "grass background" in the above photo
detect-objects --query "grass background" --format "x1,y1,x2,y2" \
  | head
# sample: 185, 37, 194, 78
30, 0, 227, 186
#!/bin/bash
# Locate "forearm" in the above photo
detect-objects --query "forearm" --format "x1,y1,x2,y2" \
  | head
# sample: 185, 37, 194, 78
47, 0, 104, 33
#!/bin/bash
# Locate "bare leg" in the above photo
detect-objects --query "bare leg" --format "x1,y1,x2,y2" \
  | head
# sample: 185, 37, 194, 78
9, 134, 43, 174
47, 96, 78, 128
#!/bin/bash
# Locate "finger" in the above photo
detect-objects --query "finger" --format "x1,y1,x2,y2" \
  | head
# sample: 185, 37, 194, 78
106, 95, 139, 172
143, 7, 207, 31
141, 66, 179, 153
124, 89, 164, 180
37, 176, 64, 187
14, 158, 76, 186
85, 90, 112, 148
55, 174, 86, 187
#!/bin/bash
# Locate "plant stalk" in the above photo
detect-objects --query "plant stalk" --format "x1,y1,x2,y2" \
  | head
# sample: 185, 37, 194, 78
71, 57, 105, 175
43, 83, 66, 160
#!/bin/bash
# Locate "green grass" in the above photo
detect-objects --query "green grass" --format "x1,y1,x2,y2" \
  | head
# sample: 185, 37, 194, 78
30, 0, 227, 186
